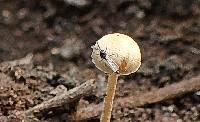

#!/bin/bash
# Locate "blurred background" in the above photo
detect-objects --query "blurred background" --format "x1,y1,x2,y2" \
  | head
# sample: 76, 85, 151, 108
0, 0, 200, 122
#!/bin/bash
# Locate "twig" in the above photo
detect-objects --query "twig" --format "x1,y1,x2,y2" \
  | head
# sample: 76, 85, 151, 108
24, 79, 96, 116
75, 75, 200, 121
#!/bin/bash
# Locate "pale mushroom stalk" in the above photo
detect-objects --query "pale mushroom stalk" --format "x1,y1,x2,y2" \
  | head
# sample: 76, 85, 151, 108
91, 33, 141, 122
101, 73, 118, 122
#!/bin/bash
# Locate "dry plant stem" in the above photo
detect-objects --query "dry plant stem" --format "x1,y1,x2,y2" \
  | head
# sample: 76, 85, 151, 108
75, 75, 200, 121
101, 73, 118, 122
24, 79, 96, 116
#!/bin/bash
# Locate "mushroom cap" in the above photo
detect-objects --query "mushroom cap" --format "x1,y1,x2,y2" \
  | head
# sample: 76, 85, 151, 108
91, 33, 141, 75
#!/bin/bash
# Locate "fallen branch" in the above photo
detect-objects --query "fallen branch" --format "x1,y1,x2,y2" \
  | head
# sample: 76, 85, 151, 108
24, 79, 96, 117
75, 75, 200, 121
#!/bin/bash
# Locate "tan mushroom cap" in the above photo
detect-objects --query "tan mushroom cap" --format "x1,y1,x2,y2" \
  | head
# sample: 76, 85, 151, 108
91, 33, 141, 75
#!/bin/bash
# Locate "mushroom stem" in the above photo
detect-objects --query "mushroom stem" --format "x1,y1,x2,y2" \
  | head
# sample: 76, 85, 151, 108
101, 73, 118, 122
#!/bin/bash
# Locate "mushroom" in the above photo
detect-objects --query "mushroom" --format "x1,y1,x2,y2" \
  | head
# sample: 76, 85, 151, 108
91, 33, 141, 122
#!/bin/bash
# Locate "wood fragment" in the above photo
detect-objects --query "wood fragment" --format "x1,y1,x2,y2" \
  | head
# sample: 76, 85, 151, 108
75, 75, 200, 121
63, 0, 89, 6
1, 53, 33, 66
23, 79, 96, 117
0, 53, 33, 72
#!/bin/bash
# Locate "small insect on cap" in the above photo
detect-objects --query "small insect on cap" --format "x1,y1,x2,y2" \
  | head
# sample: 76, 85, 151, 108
91, 33, 141, 75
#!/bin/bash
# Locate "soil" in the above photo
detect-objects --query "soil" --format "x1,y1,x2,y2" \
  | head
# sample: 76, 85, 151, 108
0, 0, 200, 122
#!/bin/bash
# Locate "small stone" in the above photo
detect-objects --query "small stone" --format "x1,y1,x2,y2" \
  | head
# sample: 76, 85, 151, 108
171, 113, 177, 117
168, 105, 174, 112
2, 10, 11, 18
